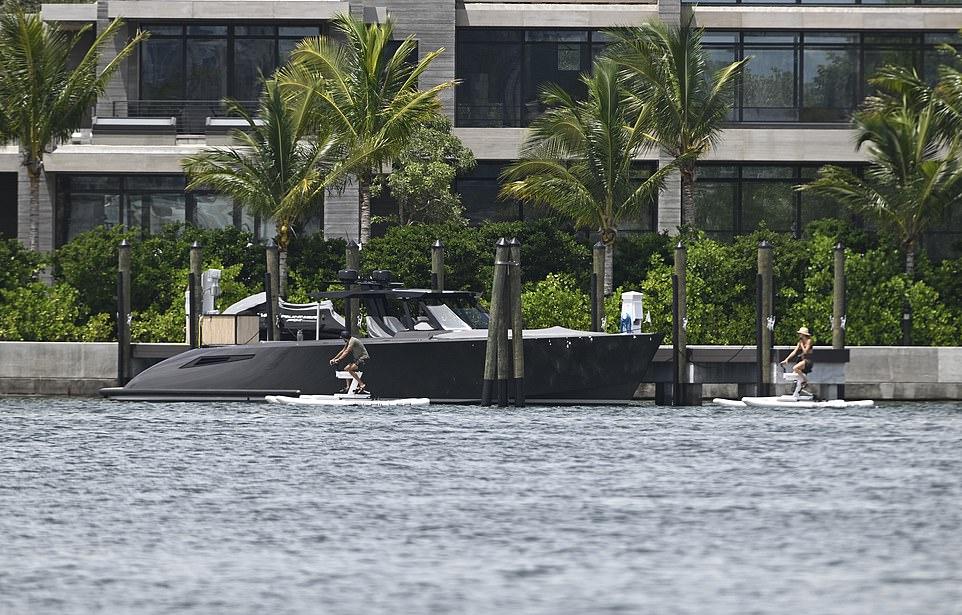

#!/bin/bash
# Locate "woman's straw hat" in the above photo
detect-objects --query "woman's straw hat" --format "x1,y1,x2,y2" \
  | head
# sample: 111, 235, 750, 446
797, 326, 811, 337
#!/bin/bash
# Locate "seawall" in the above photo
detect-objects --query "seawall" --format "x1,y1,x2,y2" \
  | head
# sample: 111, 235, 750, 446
0, 342, 960, 400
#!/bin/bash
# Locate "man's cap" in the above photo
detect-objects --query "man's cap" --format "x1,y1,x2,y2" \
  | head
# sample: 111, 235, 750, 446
339, 330, 351, 339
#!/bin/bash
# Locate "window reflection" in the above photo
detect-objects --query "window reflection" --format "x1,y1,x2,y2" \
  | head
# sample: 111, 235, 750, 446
56, 175, 321, 246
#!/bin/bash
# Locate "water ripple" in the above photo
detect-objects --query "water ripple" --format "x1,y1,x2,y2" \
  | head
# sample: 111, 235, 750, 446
0, 398, 960, 614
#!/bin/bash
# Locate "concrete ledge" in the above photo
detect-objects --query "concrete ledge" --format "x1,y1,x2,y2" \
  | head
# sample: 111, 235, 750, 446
0, 378, 116, 396
41, 3, 98, 24
457, 3, 658, 27
108, 0, 349, 20
693, 6, 962, 31
0, 342, 116, 379
45, 144, 204, 173
454, 126, 864, 162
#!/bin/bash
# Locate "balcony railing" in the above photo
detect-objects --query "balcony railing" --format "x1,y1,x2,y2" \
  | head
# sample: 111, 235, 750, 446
110, 100, 259, 135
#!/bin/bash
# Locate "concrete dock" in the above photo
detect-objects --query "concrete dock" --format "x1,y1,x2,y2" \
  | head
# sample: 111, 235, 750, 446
1, 341, 960, 400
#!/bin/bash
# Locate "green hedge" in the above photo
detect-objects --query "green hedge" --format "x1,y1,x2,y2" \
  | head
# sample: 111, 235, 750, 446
1, 221, 960, 345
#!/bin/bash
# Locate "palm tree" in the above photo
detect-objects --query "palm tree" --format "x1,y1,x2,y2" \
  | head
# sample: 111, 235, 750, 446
800, 90, 962, 279
277, 13, 455, 244
499, 59, 677, 294
0, 11, 146, 251
608, 18, 747, 229
182, 79, 338, 296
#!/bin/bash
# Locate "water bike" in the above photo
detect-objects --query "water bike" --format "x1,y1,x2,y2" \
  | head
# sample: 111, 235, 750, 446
265, 368, 430, 406
712, 365, 874, 409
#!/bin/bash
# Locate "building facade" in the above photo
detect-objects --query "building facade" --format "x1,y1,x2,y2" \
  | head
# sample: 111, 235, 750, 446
3, 0, 962, 254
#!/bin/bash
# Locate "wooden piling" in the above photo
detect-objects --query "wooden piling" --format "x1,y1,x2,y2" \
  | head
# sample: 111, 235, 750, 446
482, 238, 509, 405
189, 241, 202, 347
117, 240, 131, 385
673, 242, 688, 404
508, 238, 525, 407
591, 241, 605, 332
757, 241, 773, 396
266, 240, 280, 341
833, 242, 845, 349
431, 240, 445, 291
346, 239, 360, 336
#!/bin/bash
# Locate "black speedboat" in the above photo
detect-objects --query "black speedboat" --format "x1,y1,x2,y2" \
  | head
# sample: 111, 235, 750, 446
100, 279, 661, 403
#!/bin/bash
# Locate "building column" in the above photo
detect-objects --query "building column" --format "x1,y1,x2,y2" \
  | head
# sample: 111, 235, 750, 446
383, 0, 457, 120
96, 0, 132, 118
17, 167, 56, 252
657, 154, 682, 234
656, 0, 683, 234
325, 183, 360, 242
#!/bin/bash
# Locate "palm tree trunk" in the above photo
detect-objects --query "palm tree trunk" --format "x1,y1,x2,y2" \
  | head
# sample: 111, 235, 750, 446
28, 163, 41, 251
358, 175, 372, 245
904, 239, 915, 280
680, 163, 696, 229
604, 239, 614, 296
277, 222, 289, 298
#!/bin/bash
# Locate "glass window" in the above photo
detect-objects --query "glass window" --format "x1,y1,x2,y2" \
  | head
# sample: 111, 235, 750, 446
522, 39, 590, 125
186, 39, 227, 100
802, 47, 857, 121
141, 39, 183, 99
695, 182, 736, 242
741, 182, 795, 233
278, 26, 321, 38
193, 193, 235, 229
145, 25, 182, 36
743, 47, 797, 121
125, 176, 185, 191
188, 25, 227, 36
236, 25, 276, 37
456, 40, 523, 127
456, 162, 522, 224
525, 31, 589, 43
234, 39, 276, 101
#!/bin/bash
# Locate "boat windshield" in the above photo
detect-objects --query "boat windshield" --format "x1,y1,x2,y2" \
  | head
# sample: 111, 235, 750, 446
423, 304, 472, 330
442, 296, 489, 329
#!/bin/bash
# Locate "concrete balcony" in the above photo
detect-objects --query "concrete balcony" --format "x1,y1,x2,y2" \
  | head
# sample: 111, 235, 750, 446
692, 5, 962, 30
456, 2, 658, 27
40, 2, 98, 24
107, 0, 349, 20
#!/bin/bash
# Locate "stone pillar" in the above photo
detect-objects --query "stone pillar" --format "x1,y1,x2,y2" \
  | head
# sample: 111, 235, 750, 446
96, 0, 131, 118
324, 184, 360, 242
383, 0, 457, 120
656, 0, 684, 235
17, 167, 56, 253
657, 154, 682, 234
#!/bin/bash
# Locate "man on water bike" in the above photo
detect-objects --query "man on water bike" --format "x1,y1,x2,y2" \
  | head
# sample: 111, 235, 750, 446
330, 330, 370, 394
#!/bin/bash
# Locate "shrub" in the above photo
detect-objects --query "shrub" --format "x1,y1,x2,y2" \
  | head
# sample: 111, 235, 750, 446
0, 238, 44, 290
521, 273, 591, 330
0, 283, 111, 341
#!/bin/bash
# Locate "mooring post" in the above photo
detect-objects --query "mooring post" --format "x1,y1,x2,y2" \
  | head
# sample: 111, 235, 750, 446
496, 239, 512, 407
189, 241, 203, 347
266, 240, 280, 341
591, 241, 605, 332
902, 299, 912, 346
674, 242, 689, 404
757, 241, 774, 396
117, 240, 131, 385
509, 237, 525, 407
431, 239, 445, 292
346, 239, 360, 337
482, 238, 508, 405
833, 242, 845, 349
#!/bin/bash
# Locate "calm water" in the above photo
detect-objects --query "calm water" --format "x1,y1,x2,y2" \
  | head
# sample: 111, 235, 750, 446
1, 398, 960, 615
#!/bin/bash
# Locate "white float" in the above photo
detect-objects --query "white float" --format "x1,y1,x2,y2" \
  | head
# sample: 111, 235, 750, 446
266, 394, 430, 407
712, 396, 874, 409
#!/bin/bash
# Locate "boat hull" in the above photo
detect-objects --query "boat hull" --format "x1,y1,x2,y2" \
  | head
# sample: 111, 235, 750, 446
101, 331, 661, 403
